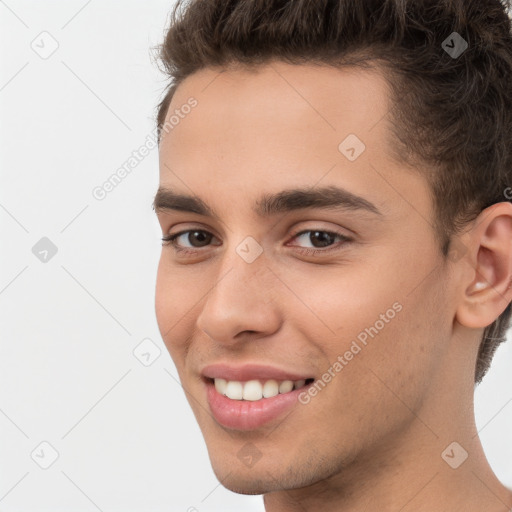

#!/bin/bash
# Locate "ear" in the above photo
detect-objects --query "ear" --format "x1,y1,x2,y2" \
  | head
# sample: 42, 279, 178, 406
455, 202, 512, 329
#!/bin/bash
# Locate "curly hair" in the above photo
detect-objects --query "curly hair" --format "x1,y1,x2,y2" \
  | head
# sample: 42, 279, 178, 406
153, 0, 512, 384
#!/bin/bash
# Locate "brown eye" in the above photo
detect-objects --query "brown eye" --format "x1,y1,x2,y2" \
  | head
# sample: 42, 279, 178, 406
289, 229, 352, 254
183, 231, 212, 247
298, 230, 337, 248
161, 230, 219, 253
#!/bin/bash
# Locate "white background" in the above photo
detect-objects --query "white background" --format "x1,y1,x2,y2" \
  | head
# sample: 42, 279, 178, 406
0, 1, 510, 511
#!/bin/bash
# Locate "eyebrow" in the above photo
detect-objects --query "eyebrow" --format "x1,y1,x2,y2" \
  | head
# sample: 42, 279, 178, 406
152, 185, 383, 219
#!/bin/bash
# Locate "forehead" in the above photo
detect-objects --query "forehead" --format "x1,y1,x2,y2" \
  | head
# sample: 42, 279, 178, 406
157, 61, 431, 225
160, 62, 390, 168
161, 61, 392, 151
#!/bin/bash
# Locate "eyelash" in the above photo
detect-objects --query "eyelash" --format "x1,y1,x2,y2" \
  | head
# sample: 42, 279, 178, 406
161, 228, 352, 257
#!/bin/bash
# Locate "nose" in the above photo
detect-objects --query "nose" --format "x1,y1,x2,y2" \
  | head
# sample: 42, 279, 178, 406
196, 257, 281, 347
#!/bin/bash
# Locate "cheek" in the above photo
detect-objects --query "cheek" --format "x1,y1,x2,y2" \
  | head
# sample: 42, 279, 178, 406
290, 258, 440, 396
336, 279, 447, 421
154, 257, 172, 333
154, 257, 196, 356
287, 260, 406, 341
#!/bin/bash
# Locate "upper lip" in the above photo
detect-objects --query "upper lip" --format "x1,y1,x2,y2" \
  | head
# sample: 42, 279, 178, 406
201, 363, 313, 382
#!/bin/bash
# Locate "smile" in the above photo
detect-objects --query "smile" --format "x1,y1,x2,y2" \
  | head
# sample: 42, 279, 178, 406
203, 376, 315, 430
212, 377, 314, 401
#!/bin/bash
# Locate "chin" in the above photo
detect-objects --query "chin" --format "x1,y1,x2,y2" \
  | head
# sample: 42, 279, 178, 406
207, 448, 325, 496
207, 451, 267, 491
210, 464, 284, 495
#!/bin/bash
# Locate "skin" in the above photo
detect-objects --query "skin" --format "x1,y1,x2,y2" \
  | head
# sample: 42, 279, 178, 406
154, 61, 512, 512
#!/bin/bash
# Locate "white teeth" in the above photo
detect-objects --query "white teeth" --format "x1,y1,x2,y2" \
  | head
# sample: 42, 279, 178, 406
242, 380, 263, 401
213, 378, 309, 401
279, 380, 294, 394
225, 381, 243, 400
214, 378, 227, 395
262, 379, 279, 398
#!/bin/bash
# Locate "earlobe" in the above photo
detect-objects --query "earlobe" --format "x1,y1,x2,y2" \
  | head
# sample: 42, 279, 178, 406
455, 202, 512, 330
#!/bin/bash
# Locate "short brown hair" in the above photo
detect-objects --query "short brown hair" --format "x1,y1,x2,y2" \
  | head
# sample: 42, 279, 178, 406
153, 0, 512, 384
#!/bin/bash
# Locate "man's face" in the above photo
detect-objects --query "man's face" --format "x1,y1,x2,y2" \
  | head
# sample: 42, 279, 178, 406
155, 62, 458, 493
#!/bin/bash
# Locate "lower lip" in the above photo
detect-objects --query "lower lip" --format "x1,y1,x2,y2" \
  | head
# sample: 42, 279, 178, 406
205, 379, 311, 431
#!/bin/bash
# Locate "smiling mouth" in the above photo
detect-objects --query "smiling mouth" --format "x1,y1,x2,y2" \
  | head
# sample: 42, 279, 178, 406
205, 377, 315, 401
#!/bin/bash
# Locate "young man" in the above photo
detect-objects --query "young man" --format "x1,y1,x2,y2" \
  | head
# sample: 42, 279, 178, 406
152, 0, 512, 510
